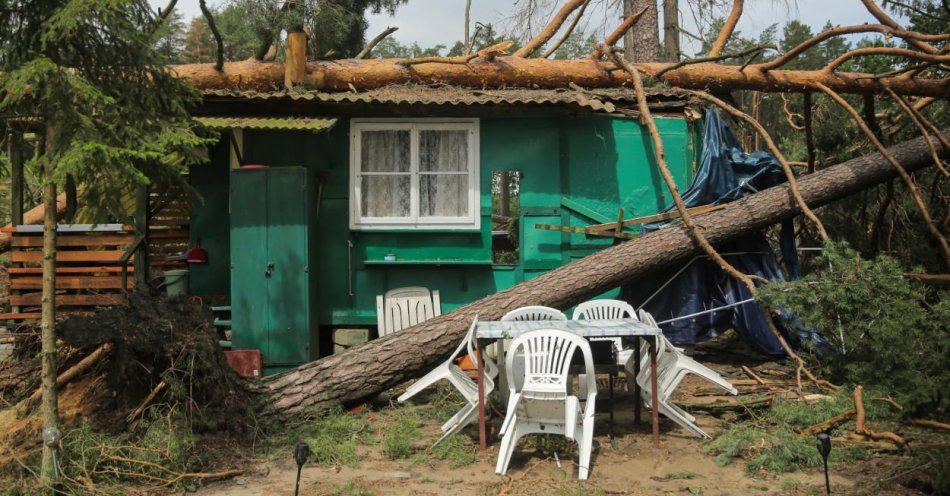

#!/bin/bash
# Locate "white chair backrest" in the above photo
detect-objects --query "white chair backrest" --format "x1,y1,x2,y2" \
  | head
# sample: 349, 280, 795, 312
507, 329, 595, 396
637, 308, 657, 327
637, 308, 668, 357
572, 299, 637, 320
501, 306, 567, 322
376, 286, 442, 336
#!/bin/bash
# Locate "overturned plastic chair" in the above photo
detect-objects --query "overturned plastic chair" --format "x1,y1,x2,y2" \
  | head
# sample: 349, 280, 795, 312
632, 309, 737, 439
496, 329, 597, 480
376, 287, 441, 337
397, 317, 496, 447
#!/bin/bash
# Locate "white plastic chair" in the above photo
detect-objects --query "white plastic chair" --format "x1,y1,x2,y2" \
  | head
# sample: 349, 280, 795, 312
397, 317, 497, 447
497, 306, 567, 391
496, 329, 597, 480
501, 306, 567, 322
376, 287, 441, 337
632, 309, 737, 439
572, 299, 637, 392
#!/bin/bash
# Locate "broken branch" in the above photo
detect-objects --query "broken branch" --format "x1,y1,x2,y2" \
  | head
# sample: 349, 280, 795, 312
542, 0, 592, 59
708, 0, 744, 57
816, 81, 950, 269
514, 0, 589, 58
758, 23, 948, 71
18, 343, 113, 412
854, 385, 910, 453
653, 45, 774, 81
590, 7, 649, 59
355, 26, 398, 59
823, 47, 950, 73
910, 418, 950, 431
860, 0, 942, 54
198, 0, 224, 72
799, 409, 856, 436
884, 87, 949, 177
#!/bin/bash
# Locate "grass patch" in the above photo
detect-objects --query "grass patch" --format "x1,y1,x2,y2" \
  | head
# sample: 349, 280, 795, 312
329, 479, 375, 496
428, 434, 477, 468
267, 406, 376, 468
658, 470, 704, 481
780, 477, 801, 489
705, 423, 868, 475
381, 407, 422, 460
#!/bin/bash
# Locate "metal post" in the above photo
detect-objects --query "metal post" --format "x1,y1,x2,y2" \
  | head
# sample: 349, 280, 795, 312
133, 183, 149, 289
9, 127, 24, 225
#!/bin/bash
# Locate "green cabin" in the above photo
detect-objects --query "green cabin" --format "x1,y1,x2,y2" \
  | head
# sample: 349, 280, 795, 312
188, 86, 701, 374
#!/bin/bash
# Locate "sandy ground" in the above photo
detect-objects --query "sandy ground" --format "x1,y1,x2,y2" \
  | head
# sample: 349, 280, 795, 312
196, 381, 863, 496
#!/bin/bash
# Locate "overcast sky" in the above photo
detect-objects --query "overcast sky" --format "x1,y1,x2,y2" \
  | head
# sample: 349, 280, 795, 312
160, 0, 893, 57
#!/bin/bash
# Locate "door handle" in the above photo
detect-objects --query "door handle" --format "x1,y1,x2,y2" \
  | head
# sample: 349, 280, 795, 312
265, 262, 274, 277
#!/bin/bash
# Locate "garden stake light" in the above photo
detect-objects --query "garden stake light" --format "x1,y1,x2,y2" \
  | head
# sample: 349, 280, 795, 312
294, 441, 310, 496
816, 432, 832, 494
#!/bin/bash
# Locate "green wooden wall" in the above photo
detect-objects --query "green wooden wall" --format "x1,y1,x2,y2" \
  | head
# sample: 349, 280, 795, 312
189, 113, 698, 346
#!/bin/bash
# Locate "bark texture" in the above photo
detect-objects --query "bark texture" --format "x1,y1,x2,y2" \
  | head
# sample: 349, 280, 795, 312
624, 0, 659, 62
662, 0, 679, 62
40, 122, 60, 489
171, 58, 950, 97
253, 130, 948, 420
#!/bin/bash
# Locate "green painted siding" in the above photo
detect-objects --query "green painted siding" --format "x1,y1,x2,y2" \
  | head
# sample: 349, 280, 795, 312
189, 113, 699, 356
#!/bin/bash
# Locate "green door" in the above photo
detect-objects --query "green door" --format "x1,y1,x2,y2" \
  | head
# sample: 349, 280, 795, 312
230, 167, 315, 371
230, 169, 270, 358
265, 168, 311, 366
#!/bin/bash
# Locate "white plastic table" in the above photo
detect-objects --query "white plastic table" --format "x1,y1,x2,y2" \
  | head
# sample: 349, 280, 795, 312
474, 318, 663, 449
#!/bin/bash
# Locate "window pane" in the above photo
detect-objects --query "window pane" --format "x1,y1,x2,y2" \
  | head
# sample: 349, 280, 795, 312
420, 175, 468, 217
361, 175, 410, 217
361, 130, 410, 172
419, 130, 468, 172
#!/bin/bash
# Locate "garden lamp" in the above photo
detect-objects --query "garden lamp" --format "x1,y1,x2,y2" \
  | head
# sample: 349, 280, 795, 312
816, 432, 831, 495
294, 441, 310, 496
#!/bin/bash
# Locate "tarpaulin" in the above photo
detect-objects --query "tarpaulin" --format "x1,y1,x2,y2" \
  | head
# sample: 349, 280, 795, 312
621, 108, 821, 357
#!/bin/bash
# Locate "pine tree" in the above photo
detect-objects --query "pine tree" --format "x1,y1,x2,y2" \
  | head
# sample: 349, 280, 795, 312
0, 0, 210, 489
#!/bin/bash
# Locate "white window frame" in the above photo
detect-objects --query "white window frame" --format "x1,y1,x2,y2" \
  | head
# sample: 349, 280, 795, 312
349, 118, 480, 230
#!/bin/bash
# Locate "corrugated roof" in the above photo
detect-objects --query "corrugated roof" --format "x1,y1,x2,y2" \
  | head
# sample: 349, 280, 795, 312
195, 116, 337, 131
201, 85, 691, 114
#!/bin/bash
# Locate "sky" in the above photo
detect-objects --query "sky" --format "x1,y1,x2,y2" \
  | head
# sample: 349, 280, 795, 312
159, 0, 896, 57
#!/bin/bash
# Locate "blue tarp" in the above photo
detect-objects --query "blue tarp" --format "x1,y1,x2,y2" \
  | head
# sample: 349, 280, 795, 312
620, 109, 821, 358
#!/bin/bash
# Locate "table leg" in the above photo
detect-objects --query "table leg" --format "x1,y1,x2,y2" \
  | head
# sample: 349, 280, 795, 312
650, 336, 660, 449
634, 337, 642, 424
477, 339, 487, 450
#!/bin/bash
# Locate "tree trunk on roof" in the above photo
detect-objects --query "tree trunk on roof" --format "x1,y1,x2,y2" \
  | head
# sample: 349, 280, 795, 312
250, 130, 948, 420
170, 58, 949, 97
625, 0, 660, 63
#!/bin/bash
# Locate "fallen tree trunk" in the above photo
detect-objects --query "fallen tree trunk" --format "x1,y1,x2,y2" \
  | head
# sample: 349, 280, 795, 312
171, 58, 950, 97
253, 130, 948, 420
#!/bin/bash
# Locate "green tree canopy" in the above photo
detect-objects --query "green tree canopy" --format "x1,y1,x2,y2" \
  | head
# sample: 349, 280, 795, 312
0, 0, 211, 218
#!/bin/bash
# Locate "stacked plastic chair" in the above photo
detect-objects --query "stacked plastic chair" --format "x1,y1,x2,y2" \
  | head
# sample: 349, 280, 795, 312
631, 309, 737, 439
397, 317, 496, 447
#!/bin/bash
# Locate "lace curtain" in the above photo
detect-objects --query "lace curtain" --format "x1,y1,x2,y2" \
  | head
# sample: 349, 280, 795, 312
420, 130, 468, 217
360, 130, 411, 218
359, 127, 469, 220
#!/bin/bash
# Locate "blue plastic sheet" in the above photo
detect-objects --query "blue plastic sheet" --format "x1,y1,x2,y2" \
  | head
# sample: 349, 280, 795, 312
621, 109, 820, 358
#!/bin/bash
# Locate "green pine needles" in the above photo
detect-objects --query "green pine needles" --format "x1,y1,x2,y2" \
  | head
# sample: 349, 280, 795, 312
759, 241, 949, 415
0, 0, 214, 220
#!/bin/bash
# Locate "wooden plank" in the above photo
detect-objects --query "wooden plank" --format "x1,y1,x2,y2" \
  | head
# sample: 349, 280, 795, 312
533, 223, 638, 240
586, 204, 726, 232
10, 293, 124, 307
0, 313, 42, 320
2, 223, 125, 233
559, 196, 612, 223
7, 266, 133, 274
11, 233, 134, 247
12, 276, 133, 290
11, 250, 131, 263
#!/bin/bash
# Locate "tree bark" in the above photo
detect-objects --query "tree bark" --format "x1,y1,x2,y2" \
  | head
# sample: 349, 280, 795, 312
0, 193, 68, 252
252, 130, 948, 420
40, 121, 60, 490
663, 0, 679, 62
624, 0, 659, 62
170, 58, 950, 97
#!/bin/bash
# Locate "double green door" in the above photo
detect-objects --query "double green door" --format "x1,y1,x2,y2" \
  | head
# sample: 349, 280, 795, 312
230, 167, 317, 372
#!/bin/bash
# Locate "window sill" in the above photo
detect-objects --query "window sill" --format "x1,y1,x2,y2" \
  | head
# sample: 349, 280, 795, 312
351, 227, 483, 234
